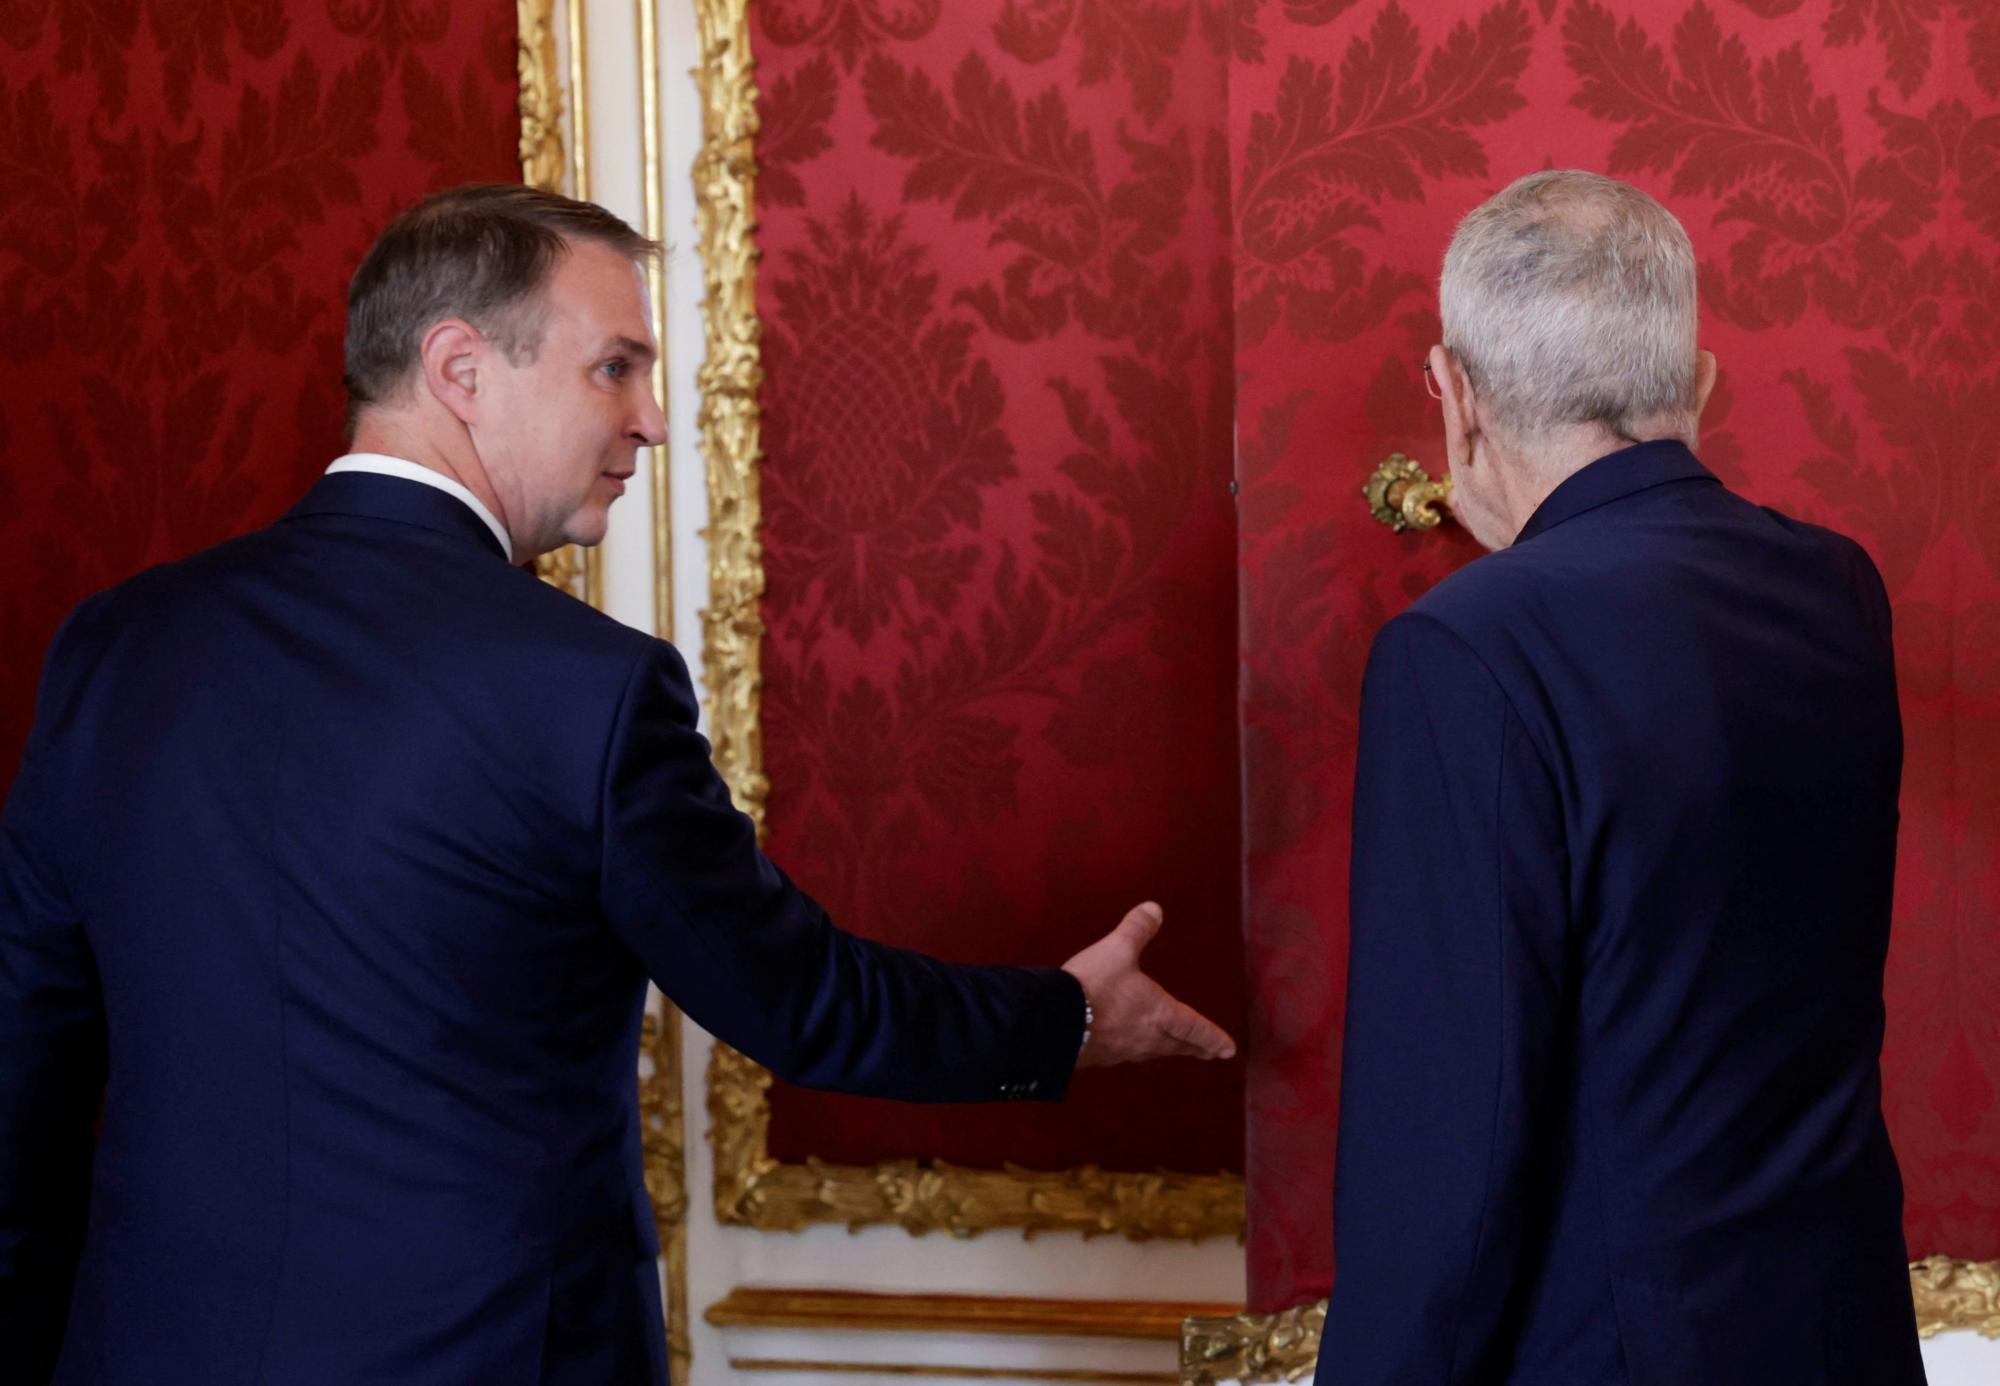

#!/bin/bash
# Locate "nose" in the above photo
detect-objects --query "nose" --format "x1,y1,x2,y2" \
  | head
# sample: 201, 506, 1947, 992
630, 382, 667, 449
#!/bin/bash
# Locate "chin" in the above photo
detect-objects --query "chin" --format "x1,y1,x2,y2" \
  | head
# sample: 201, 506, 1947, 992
563, 510, 612, 550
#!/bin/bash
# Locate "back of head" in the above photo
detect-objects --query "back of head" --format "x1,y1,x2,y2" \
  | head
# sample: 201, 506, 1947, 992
1440, 170, 1698, 450
343, 183, 657, 430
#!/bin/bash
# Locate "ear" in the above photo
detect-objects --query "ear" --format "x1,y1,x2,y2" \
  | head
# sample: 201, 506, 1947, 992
418, 318, 486, 426
1430, 343, 1479, 472
1691, 348, 1718, 425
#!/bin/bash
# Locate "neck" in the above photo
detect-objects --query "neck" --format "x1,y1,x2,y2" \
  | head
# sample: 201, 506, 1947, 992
349, 412, 512, 541
1496, 424, 1682, 538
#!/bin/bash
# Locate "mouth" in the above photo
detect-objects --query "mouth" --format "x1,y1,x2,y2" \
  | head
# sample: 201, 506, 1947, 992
602, 470, 634, 496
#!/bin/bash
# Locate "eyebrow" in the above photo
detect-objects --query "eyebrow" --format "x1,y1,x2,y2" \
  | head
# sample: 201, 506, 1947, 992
599, 335, 657, 366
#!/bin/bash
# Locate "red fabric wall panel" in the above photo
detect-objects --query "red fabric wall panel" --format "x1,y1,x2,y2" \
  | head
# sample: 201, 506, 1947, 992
1234, 0, 2000, 1309
0, 1, 521, 792
750, 5, 1246, 1174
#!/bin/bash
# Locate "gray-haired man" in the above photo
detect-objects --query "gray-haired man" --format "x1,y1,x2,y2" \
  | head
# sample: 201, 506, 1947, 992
1322, 170, 1924, 1385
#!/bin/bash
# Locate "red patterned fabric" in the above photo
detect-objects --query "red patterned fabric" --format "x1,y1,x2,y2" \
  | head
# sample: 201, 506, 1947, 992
750, 0, 2000, 1309
1233, 0, 2000, 1309
751, 8, 1246, 1174
0, 1, 521, 791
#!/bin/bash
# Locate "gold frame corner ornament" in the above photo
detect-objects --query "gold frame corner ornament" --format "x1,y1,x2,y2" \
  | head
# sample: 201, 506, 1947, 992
1180, 1259, 2000, 1382
687, 0, 1243, 1243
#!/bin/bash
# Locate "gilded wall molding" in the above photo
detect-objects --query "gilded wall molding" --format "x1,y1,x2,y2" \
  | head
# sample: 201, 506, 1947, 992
1180, 1300, 1322, 1384
706, 1286, 1240, 1339
519, 6, 685, 1382
708, 1044, 1244, 1239
1912, 1255, 2000, 1339
640, 1009, 692, 1378
688, 0, 1245, 1246
689, 0, 769, 833
516, 0, 564, 193
1180, 1261, 2000, 1382
519, 0, 598, 609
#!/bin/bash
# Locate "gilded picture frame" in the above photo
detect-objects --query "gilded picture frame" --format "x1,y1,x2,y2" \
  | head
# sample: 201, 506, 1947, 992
682, 0, 1246, 1243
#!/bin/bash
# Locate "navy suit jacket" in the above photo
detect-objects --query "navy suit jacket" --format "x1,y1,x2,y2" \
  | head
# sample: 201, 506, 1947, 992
0, 472, 1086, 1385
1318, 442, 1925, 1385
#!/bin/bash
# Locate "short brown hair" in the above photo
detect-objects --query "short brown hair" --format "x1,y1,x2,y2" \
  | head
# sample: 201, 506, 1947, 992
343, 183, 658, 424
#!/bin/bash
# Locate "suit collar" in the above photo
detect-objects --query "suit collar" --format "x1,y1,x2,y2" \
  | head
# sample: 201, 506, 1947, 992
284, 470, 513, 562
1514, 439, 1719, 546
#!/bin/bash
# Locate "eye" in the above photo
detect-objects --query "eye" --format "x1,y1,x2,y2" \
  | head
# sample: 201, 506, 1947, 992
600, 358, 628, 380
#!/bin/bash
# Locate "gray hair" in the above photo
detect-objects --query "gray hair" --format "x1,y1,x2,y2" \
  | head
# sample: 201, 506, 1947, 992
1439, 170, 1698, 445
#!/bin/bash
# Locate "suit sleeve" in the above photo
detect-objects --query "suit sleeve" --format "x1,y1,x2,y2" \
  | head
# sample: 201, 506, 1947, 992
0, 616, 108, 1380
596, 639, 1085, 1104
1319, 613, 1570, 1384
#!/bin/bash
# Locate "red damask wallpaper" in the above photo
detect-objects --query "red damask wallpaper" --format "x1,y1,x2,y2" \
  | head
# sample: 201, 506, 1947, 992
1230, 0, 2000, 1309
0, 1, 521, 791
749, 4, 1247, 1174
746, 0, 2000, 1312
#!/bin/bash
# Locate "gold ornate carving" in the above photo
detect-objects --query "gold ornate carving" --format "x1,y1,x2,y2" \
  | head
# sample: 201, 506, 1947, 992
531, 541, 589, 600
1362, 453, 1453, 533
640, 1009, 692, 1380
1182, 1260, 2000, 1381
1180, 1301, 1322, 1384
707, 1044, 1244, 1239
1912, 1255, 2000, 1339
516, 0, 564, 193
689, 0, 1244, 1243
706, 1287, 1241, 1340
691, 0, 771, 835
520, 0, 598, 608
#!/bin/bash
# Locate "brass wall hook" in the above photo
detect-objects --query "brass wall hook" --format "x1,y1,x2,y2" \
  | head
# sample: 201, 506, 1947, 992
1363, 454, 1453, 532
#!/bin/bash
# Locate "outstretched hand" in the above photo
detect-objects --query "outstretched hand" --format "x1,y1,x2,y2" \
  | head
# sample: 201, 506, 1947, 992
1061, 902, 1237, 1069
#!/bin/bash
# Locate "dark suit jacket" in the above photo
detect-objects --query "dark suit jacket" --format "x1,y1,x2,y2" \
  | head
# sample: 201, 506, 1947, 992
1318, 441, 1926, 1385
0, 471, 1085, 1385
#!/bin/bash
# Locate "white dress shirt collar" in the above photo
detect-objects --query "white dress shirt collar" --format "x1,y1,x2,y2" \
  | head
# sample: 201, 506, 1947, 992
326, 453, 513, 562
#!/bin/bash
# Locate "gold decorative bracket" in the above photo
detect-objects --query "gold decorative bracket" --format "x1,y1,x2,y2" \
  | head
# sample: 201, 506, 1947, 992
1180, 1300, 1323, 1383
1362, 453, 1452, 532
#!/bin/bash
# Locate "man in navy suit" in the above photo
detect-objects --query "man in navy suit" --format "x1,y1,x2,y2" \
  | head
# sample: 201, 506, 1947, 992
0, 184, 1235, 1385
1318, 170, 1926, 1385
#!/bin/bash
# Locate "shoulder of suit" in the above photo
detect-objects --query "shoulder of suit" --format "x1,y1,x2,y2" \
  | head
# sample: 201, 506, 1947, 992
1401, 543, 1551, 643
69, 522, 671, 674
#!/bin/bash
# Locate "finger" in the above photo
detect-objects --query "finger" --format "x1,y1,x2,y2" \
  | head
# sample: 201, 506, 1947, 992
1162, 1000, 1236, 1061
1114, 901, 1164, 954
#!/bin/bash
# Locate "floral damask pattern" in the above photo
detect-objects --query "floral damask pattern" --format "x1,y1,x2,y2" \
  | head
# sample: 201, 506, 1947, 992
1233, 2, 1533, 344
751, 0, 1997, 1293
1235, 0, 2000, 1309
0, 4, 518, 791
759, 0, 943, 73
762, 195, 1015, 644
751, 3, 1245, 1176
